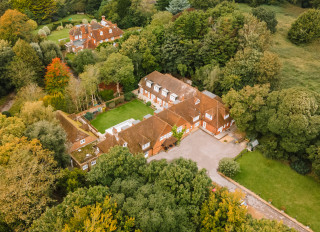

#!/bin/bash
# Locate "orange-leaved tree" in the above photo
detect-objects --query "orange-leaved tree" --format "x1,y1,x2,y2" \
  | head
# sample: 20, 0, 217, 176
45, 58, 70, 95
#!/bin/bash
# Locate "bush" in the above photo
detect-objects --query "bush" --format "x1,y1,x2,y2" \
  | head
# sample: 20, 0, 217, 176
218, 158, 240, 178
1, 111, 11, 117
42, 26, 51, 35
124, 92, 134, 101
290, 159, 311, 175
38, 29, 47, 37
99, 89, 114, 101
115, 96, 125, 105
146, 101, 151, 107
82, 19, 88, 24
27, 19, 38, 30
84, 112, 94, 121
109, 101, 115, 108
252, 7, 277, 33
288, 9, 320, 44
65, 24, 73, 29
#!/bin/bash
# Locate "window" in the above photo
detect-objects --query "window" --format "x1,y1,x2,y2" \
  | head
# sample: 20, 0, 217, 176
91, 160, 96, 166
195, 122, 200, 127
177, 126, 183, 133
186, 129, 190, 133
231, 119, 235, 125
94, 40, 96, 44
157, 97, 162, 104
105, 38, 109, 42
75, 35, 79, 40
91, 33, 92, 36
109, 29, 112, 33
146, 80, 152, 88
80, 139, 85, 144
154, 84, 161, 92
100, 31, 103, 35
170, 93, 177, 102
166, 132, 172, 138
224, 114, 229, 120
79, 35, 82, 39
218, 126, 223, 132
82, 164, 88, 170
160, 136, 165, 141
205, 113, 212, 120
111, 37, 114, 40
144, 151, 149, 158
145, 89, 148, 94
100, 40, 103, 43
193, 115, 200, 122
142, 142, 150, 150
140, 87, 143, 94
162, 89, 168, 97
123, 142, 127, 147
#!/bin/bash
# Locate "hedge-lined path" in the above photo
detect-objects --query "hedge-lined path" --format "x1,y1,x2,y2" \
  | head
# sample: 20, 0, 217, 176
148, 129, 311, 232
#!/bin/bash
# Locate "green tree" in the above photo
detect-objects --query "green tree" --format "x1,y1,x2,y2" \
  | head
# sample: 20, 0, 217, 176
0, 9, 32, 44
189, 0, 219, 9
172, 124, 186, 144
0, 114, 25, 146
0, 40, 14, 96
25, 120, 69, 167
307, 145, 320, 177
19, 101, 56, 125
72, 49, 98, 74
80, 64, 100, 107
252, 7, 278, 33
156, 0, 170, 10
100, 53, 134, 95
30, 186, 110, 232
40, 40, 63, 66
7, 58, 37, 88
166, 0, 190, 15
0, 137, 57, 230
288, 9, 320, 44
45, 58, 71, 95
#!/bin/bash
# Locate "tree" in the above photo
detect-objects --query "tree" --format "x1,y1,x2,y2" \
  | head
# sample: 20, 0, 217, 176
55, 168, 88, 198
222, 84, 270, 136
166, 0, 190, 15
40, 41, 63, 66
0, 40, 14, 95
80, 65, 100, 107
0, 9, 32, 44
0, 114, 25, 147
65, 77, 85, 113
100, 53, 134, 95
193, 63, 220, 92
45, 58, 71, 95
172, 125, 186, 144
200, 186, 247, 231
30, 186, 110, 232
72, 49, 98, 74
87, 146, 146, 187
25, 120, 69, 167
7, 58, 37, 88
252, 7, 278, 33
19, 101, 56, 125
288, 9, 320, 44
150, 11, 173, 26
156, 0, 170, 10
307, 145, 320, 177
189, 0, 219, 9
62, 196, 136, 231
0, 137, 57, 230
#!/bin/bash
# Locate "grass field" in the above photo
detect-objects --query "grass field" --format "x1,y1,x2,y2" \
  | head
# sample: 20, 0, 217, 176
91, 99, 154, 133
35, 14, 92, 43
238, 3, 320, 93
233, 151, 320, 231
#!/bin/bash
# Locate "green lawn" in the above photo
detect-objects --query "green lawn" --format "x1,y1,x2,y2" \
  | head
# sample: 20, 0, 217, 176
35, 14, 92, 43
91, 99, 154, 133
233, 151, 320, 231
238, 3, 320, 93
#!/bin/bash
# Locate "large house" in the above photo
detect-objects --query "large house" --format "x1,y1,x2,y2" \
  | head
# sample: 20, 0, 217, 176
67, 16, 123, 53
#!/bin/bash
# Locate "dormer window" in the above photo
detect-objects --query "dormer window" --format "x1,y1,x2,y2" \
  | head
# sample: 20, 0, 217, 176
177, 126, 183, 133
94, 40, 96, 44
162, 89, 169, 97
170, 93, 178, 102
146, 80, 153, 88
100, 31, 103, 35
154, 84, 161, 92
91, 33, 92, 36
109, 29, 112, 33
193, 115, 200, 122
75, 35, 79, 40
80, 139, 85, 144
224, 114, 229, 120
206, 113, 212, 120
79, 35, 82, 39
142, 142, 150, 150
123, 142, 127, 147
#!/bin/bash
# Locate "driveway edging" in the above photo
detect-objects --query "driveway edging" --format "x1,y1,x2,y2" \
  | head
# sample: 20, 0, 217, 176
218, 172, 313, 232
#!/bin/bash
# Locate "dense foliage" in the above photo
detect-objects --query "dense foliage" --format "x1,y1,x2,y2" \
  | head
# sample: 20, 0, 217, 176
218, 157, 241, 177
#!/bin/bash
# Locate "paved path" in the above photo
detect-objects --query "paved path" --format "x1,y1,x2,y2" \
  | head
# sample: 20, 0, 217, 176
148, 130, 310, 232
0, 92, 15, 113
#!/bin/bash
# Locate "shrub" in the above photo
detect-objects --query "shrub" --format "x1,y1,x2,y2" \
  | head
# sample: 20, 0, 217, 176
56, 25, 64, 31
65, 24, 73, 29
99, 89, 114, 101
218, 158, 240, 178
84, 112, 94, 121
288, 9, 320, 44
115, 96, 125, 105
109, 101, 115, 108
290, 159, 311, 175
252, 7, 277, 33
27, 19, 38, 30
42, 26, 51, 35
82, 19, 88, 24
38, 29, 47, 37
146, 101, 151, 107
124, 92, 134, 101
1, 111, 11, 117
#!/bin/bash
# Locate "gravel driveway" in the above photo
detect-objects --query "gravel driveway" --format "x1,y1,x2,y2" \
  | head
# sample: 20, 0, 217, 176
148, 129, 310, 232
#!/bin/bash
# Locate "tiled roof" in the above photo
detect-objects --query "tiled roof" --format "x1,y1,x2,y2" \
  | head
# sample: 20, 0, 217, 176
96, 133, 120, 153
168, 97, 201, 124
118, 116, 171, 154
155, 109, 188, 127
139, 71, 197, 103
